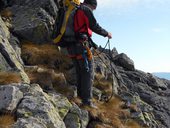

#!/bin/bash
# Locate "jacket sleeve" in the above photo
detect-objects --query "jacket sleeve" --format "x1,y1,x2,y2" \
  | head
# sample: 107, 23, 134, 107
83, 6, 108, 37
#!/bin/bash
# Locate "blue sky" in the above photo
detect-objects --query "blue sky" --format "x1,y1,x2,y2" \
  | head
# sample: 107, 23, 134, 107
81, 0, 170, 73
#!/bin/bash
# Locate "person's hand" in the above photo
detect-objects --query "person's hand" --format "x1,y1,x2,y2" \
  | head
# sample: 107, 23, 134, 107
107, 32, 112, 39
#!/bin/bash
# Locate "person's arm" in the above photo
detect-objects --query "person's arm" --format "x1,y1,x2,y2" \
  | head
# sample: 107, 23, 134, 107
83, 6, 111, 38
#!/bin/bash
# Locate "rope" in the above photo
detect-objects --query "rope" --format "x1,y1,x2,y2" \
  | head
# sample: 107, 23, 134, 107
95, 39, 110, 55
94, 39, 125, 102
107, 39, 114, 102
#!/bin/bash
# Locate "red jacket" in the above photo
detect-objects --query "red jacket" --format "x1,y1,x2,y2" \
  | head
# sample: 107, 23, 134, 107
74, 4, 108, 37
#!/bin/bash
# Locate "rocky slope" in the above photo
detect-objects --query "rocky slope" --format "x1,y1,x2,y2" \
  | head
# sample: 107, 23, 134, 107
0, 0, 170, 128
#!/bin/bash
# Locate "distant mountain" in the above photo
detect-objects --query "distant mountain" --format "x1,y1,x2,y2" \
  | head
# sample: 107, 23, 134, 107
152, 72, 170, 80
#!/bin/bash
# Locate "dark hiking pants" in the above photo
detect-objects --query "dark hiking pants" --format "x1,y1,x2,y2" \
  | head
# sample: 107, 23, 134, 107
67, 43, 94, 104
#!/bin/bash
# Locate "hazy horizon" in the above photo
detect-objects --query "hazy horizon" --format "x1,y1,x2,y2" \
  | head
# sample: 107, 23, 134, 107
152, 72, 170, 80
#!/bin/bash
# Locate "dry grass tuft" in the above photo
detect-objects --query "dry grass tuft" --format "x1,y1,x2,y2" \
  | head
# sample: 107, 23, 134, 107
123, 119, 141, 128
21, 43, 59, 65
0, 72, 21, 85
129, 104, 139, 112
53, 84, 75, 98
94, 124, 112, 128
0, 9, 13, 18
26, 68, 53, 87
21, 43, 71, 70
69, 97, 82, 106
52, 72, 67, 86
82, 97, 133, 128
88, 122, 112, 128
94, 73, 112, 95
0, 114, 16, 128
26, 67, 58, 90
21, 43, 74, 92
25, 65, 70, 95
25, 65, 75, 97
98, 98, 130, 127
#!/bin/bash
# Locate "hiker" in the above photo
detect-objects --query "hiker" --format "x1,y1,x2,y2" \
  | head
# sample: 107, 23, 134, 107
53, 0, 112, 108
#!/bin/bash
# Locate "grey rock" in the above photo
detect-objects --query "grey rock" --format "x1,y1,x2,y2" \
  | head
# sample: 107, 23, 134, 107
98, 46, 118, 58
0, 0, 8, 9
64, 113, 81, 128
7, 0, 58, 44
94, 53, 111, 77
113, 53, 135, 71
147, 74, 167, 90
9, 34, 23, 65
16, 84, 66, 128
94, 53, 121, 94
120, 91, 158, 127
120, 69, 170, 127
92, 87, 102, 100
17, 83, 30, 94
112, 47, 119, 56
0, 16, 30, 83
9, 5, 55, 43
0, 52, 10, 71
0, 85, 23, 111
10, 0, 58, 17
12, 117, 47, 128
48, 92, 72, 119
64, 103, 89, 128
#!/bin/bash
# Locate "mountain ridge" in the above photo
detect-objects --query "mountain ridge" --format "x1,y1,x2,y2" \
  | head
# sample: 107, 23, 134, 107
1, 0, 170, 128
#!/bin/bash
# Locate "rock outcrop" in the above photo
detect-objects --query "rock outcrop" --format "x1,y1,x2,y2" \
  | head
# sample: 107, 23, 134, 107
8, 0, 58, 44
0, 0, 170, 128
14, 84, 66, 128
0, 16, 29, 83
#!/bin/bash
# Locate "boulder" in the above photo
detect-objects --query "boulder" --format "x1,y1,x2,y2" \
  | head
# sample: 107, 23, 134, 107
0, 0, 8, 10
12, 117, 48, 128
10, 0, 58, 17
64, 103, 89, 128
48, 92, 72, 119
0, 16, 30, 83
120, 91, 158, 127
94, 53, 124, 94
119, 69, 170, 128
98, 47, 118, 58
0, 84, 23, 111
113, 53, 135, 71
92, 87, 102, 101
147, 74, 167, 90
16, 84, 66, 128
0, 52, 10, 71
8, 0, 58, 44
9, 34, 23, 64
9, 5, 54, 44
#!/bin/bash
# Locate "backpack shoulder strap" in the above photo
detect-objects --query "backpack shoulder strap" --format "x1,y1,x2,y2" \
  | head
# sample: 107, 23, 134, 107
53, 0, 80, 44
53, 4, 75, 44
